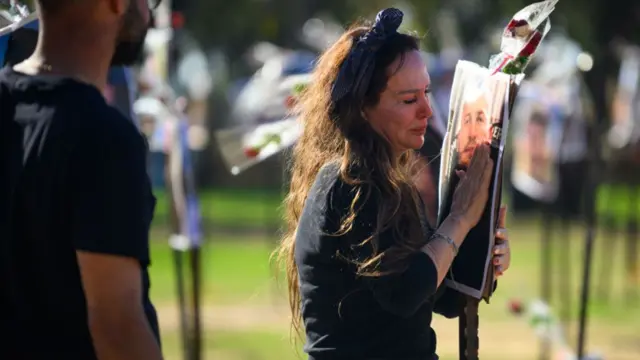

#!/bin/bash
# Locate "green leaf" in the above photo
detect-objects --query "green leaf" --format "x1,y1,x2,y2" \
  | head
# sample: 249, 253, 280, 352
292, 83, 307, 96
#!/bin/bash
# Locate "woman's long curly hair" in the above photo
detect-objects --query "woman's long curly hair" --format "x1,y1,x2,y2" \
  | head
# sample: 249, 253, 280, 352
273, 24, 429, 337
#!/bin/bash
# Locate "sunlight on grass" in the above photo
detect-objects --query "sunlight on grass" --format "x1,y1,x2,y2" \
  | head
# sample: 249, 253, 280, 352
152, 189, 284, 228
147, 188, 640, 360
150, 237, 283, 305
149, 219, 639, 324
149, 185, 640, 228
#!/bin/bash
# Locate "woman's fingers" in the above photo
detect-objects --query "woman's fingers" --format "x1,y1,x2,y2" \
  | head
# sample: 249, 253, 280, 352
493, 248, 510, 274
498, 205, 508, 228
474, 152, 493, 204
495, 228, 508, 242
493, 243, 509, 255
451, 143, 493, 227
468, 144, 490, 178
467, 144, 483, 170
469, 144, 485, 168
482, 157, 493, 188
479, 146, 492, 180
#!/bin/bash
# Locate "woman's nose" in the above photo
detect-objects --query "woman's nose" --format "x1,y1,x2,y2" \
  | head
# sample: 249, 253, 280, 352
418, 94, 433, 120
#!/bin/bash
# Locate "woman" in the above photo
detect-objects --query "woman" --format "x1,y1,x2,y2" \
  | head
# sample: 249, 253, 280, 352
275, 8, 511, 359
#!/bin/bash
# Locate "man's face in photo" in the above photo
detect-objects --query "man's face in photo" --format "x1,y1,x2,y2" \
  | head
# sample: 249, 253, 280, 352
456, 92, 491, 168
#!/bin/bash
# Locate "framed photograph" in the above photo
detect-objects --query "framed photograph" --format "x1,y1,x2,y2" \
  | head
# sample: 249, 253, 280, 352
437, 60, 518, 300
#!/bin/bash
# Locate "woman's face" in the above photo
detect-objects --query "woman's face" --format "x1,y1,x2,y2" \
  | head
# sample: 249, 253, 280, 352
363, 50, 433, 156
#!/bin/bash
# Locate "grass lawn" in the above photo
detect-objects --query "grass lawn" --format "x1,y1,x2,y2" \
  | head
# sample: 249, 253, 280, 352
150, 237, 280, 305
148, 217, 640, 360
152, 189, 283, 229
149, 184, 640, 231
146, 186, 640, 359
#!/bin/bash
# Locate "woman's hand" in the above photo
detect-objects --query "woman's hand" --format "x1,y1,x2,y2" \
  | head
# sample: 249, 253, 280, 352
450, 143, 494, 230
493, 205, 511, 278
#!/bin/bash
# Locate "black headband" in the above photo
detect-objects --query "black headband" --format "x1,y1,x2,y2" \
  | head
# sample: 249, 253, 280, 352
330, 8, 404, 105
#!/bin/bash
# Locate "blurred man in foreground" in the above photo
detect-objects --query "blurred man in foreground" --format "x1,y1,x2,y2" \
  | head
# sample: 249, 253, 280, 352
0, 1, 163, 359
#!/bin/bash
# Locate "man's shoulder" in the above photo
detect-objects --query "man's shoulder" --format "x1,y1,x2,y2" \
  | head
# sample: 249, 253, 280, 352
83, 104, 140, 139
0, 67, 140, 145
50, 87, 142, 151
75, 111, 146, 164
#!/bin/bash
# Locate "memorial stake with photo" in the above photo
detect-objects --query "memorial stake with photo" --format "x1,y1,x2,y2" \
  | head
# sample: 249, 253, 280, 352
433, 1, 559, 358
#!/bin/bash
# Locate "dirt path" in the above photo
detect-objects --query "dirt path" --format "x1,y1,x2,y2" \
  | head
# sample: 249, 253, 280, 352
157, 303, 289, 332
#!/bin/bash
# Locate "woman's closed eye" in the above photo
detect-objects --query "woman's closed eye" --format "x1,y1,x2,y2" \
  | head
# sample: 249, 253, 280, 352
402, 89, 431, 105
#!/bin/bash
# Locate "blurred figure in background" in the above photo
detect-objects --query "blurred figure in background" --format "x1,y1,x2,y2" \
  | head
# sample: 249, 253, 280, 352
135, 89, 203, 247
0, 1, 162, 359
104, 65, 138, 123
516, 111, 553, 185
509, 34, 589, 216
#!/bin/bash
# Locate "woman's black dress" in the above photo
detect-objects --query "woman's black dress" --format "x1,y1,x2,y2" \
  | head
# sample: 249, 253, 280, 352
294, 161, 464, 360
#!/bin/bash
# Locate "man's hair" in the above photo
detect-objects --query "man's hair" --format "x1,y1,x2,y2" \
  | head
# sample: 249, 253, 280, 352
461, 81, 491, 106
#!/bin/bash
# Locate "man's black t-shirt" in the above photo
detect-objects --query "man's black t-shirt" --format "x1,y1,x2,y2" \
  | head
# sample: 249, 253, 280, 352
0, 67, 159, 358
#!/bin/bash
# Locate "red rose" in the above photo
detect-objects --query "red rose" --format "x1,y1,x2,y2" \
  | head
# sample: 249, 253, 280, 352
508, 299, 524, 315
520, 31, 542, 58
244, 147, 260, 158
507, 19, 530, 36
285, 95, 297, 110
506, 19, 529, 30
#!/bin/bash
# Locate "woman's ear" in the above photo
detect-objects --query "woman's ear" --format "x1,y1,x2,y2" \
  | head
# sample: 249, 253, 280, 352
361, 108, 369, 121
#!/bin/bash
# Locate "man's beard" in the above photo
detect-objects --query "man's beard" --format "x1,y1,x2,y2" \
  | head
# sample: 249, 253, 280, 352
456, 143, 476, 170
111, 3, 150, 67
110, 28, 148, 67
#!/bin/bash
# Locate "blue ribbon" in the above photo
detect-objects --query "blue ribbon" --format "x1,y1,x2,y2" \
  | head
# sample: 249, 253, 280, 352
177, 117, 202, 246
